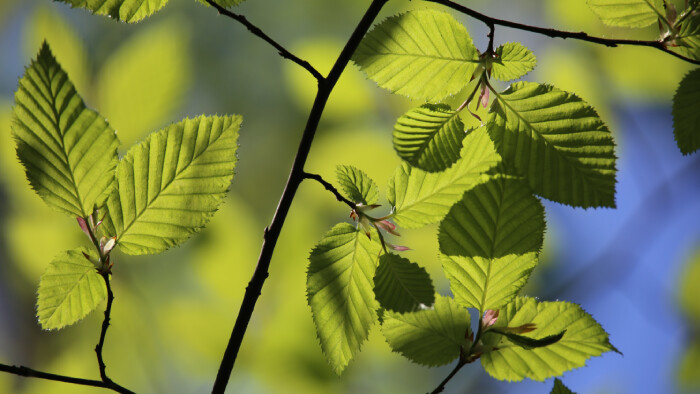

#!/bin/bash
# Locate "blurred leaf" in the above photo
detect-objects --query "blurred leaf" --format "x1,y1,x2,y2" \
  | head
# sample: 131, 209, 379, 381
481, 297, 616, 381
96, 19, 190, 151
13, 42, 118, 217
393, 104, 465, 172
101, 115, 240, 255
388, 127, 500, 229
673, 68, 700, 155
37, 248, 106, 330
336, 165, 379, 205
382, 296, 470, 366
438, 177, 544, 313
491, 42, 537, 82
353, 10, 478, 102
678, 249, 700, 324
306, 223, 382, 375
24, 5, 90, 95
488, 81, 617, 208
373, 253, 435, 313
551, 378, 576, 394
587, 0, 664, 27
678, 339, 700, 388
56, 0, 169, 23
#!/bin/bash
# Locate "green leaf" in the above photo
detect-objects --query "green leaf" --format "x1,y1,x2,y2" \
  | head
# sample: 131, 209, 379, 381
551, 378, 576, 394
353, 10, 479, 102
675, 14, 700, 60
488, 81, 617, 208
382, 296, 471, 366
587, 0, 664, 27
490, 329, 566, 350
438, 177, 545, 313
336, 165, 379, 205
491, 42, 537, 82
388, 127, 500, 228
481, 297, 616, 381
307, 222, 383, 375
673, 69, 700, 155
393, 104, 465, 172
12, 42, 118, 218
373, 253, 435, 313
101, 115, 240, 255
36, 248, 106, 330
56, 0, 169, 23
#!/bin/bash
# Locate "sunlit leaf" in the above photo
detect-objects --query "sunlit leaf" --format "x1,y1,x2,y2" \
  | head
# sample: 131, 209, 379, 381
587, 0, 664, 27
393, 104, 465, 172
673, 68, 700, 155
336, 165, 379, 205
382, 296, 470, 366
438, 177, 544, 313
307, 223, 383, 375
56, 0, 169, 23
481, 297, 616, 381
388, 127, 500, 228
488, 81, 617, 208
551, 378, 576, 394
37, 248, 106, 330
373, 253, 435, 313
101, 115, 240, 255
12, 42, 118, 217
353, 10, 478, 101
491, 42, 537, 82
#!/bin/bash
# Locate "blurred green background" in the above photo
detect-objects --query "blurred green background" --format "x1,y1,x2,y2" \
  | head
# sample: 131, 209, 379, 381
0, 0, 698, 393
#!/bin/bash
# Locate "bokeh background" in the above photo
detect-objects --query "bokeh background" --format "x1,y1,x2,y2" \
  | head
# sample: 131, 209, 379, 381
0, 0, 699, 393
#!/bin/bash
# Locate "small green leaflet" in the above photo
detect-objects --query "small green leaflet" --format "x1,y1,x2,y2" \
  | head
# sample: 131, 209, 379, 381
353, 10, 479, 102
388, 127, 500, 228
56, 0, 169, 23
551, 378, 576, 394
393, 104, 465, 172
488, 81, 617, 208
480, 297, 616, 381
587, 0, 664, 28
382, 296, 471, 366
12, 42, 118, 218
373, 253, 435, 313
675, 14, 700, 60
307, 223, 383, 375
37, 248, 106, 330
673, 68, 700, 155
490, 328, 565, 350
438, 176, 545, 313
101, 115, 240, 255
336, 165, 379, 205
491, 42, 537, 82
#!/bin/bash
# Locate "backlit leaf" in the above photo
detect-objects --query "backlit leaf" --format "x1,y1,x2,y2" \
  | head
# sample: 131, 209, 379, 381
56, 0, 169, 23
481, 297, 616, 381
438, 177, 545, 312
12, 42, 118, 218
491, 42, 537, 81
675, 14, 700, 60
336, 165, 379, 205
307, 223, 383, 375
587, 0, 664, 27
382, 296, 471, 366
373, 253, 435, 313
488, 81, 617, 208
353, 10, 478, 102
101, 115, 240, 255
551, 378, 576, 394
36, 248, 106, 330
393, 104, 465, 172
388, 127, 500, 228
673, 68, 700, 155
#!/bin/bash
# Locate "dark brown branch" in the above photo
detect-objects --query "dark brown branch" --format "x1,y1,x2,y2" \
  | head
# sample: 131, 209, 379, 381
302, 172, 357, 209
0, 364, 108, 388
427, 0, 700, 65
202, 0, 325, 81
210, 1, 388, 393
429, 360, 467, 394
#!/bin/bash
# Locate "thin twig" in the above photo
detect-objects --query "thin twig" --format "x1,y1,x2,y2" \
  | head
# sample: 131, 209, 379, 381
210, 1, 389, 393
426, 0, 700, 65
0, 364, 107, 388
302, 172, 357, 209
202, 0, 324, 81
429, 360, 467, 394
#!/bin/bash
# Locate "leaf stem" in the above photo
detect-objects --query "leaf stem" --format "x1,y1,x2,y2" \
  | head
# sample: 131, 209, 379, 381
426, 0, 700, 65
428, 360, 467, 394
202, 0, 324, 81
210, 1, 388, 392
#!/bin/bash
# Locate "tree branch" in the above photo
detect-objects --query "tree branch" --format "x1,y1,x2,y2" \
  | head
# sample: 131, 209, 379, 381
302, 172, 357, 209
202, 0, 325, 81
210, 1, 388, 392
429, 360, 467, 394
426, 0, 700, 65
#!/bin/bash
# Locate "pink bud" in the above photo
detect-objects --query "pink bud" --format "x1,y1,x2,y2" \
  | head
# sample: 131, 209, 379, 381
480, 84, 490, 108
387, 243, 410, 251
77, 217, 91, 239
505, 323, 536, 334
375, 219, 401, 236
482, 309, 499, 328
